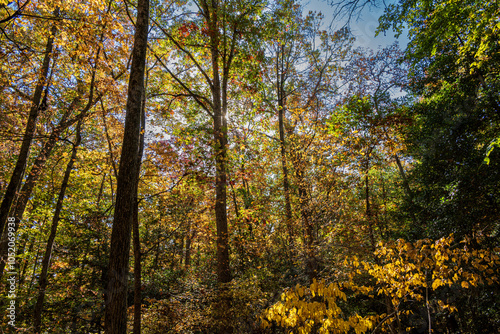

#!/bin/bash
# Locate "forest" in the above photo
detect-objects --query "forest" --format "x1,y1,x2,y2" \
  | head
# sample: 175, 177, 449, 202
0, 0, 499, 332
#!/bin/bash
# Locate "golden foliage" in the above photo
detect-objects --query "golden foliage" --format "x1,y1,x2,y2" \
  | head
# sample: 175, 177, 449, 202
262, 235, 500, 333
261, 279, 379, 334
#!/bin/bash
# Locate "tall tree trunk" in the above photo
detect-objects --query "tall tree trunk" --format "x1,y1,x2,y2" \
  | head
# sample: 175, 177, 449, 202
132, 85, 146, 334
213, 109, 230, 282
104, 0, 149, 331
33, 120, 82, 333
211, 20, 231, 288
276, 45, 293, 245
206, 0, 232, 331
213, 54, 233, 334
361, 146, 376, 253
0, 15, 57, 257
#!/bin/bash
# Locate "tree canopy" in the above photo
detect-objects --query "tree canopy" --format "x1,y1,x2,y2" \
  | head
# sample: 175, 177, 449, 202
0, 0, 499, 333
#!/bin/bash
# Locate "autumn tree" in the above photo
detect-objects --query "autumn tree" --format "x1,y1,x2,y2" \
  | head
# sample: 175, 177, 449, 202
149, 0, 266, 330
261, 7, 354, 281
105, 0, 149, 332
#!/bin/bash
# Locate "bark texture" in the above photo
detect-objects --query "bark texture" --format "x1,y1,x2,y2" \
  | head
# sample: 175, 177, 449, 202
132, 83, 147, 334
104, 0, 149, 331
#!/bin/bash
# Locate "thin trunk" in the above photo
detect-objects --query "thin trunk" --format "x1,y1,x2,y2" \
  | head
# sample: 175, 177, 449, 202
365, 173, 376, 252
27, 238, 43, 297
97, 173, 106, 208
300, 180, 316, 281
153, 242, 159, 269
0, 15, 57, 256
240, 165, 253, 236
196, 245, 200, 267
394, 154, 413, 202
104, 0, 149, 331
277, 45, 293, 245
108, 172, 114, 205
18, 236, 35, 286
230, 177, 240, 219
380, 177, 390, 239
178, 237, 184, 267
425, 270, 432, 334
184, 234, 192, 269
33, 119, 82, 333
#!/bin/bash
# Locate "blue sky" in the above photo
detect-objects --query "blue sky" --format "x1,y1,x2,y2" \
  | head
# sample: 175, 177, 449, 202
304, 0, 409, 49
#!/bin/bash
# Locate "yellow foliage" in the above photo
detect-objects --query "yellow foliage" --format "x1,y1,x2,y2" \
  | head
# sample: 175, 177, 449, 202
262, 235, 500, 333
261, 279, 379, 334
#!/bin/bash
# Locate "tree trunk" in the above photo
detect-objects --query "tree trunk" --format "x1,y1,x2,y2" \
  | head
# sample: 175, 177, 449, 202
33, 120, 82, 333
132, 76, 147, 334
206, 0, 232, 331
213, 59, 233, 334
276, 45, 294, 245
104, 0, 149, 331
211, 22, 231, 289
18, 235, 35, 286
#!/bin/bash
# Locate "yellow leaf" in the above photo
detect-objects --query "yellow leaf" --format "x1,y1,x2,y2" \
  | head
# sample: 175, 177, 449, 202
432, 279, 442, 290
